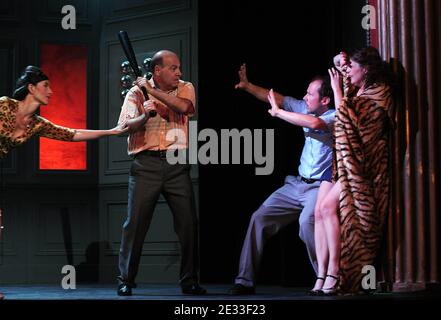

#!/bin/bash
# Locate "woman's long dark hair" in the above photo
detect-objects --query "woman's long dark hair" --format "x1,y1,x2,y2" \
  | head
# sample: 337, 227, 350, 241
350, 47, 393, 88
12, 66, 49, 100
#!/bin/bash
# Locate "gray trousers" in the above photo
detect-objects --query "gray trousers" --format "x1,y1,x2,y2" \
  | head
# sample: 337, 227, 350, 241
118, 152, 199, 288
235, 175, 319, 287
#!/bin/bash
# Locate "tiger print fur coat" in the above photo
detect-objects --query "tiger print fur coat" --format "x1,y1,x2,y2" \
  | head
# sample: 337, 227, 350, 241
334, 65, 393, 293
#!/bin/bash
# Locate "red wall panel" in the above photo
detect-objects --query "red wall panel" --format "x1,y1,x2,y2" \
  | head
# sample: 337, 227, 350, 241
39, 44, 88, 170
369, 0, 379, 48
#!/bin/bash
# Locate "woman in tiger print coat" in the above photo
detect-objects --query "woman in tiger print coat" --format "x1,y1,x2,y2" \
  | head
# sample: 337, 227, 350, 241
316, 47, 393, 295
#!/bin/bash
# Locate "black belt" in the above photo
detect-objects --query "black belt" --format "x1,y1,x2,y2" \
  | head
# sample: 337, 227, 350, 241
301, 176, 319, 184
140, 149, 184, 159
141, 150, 170, 159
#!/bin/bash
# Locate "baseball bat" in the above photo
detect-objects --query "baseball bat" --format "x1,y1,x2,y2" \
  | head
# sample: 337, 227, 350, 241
118, 31, 156, 117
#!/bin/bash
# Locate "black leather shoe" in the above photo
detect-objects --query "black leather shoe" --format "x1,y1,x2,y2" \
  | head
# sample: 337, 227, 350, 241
117, 284, 132, 296
228, 284, 255, 295
181, 284, 207, 295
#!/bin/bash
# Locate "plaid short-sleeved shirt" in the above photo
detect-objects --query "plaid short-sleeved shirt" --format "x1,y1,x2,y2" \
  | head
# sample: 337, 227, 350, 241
117, 79, 196, 156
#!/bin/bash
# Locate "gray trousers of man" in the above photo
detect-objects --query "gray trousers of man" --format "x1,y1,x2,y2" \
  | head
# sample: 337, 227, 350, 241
118, 152, 199, 288
235, 175, 320, 287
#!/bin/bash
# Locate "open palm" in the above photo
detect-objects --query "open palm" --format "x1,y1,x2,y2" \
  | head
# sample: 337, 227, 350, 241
234, 63, 249, 89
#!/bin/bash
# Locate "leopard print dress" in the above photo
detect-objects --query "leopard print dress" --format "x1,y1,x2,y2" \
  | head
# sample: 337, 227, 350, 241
334, 66, 393, 293
0, 96, 76, 158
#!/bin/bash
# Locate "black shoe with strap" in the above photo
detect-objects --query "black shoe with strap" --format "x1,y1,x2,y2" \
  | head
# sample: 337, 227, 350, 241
321, 274, 340, 295
308, 276, 325, 296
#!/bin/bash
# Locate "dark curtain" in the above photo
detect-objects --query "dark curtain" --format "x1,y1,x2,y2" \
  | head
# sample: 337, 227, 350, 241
376, 0, 441, 292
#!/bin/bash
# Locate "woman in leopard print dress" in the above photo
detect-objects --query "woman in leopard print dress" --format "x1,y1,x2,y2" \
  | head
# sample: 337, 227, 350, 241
0, 66, 128, 299
0, 65, 128, 158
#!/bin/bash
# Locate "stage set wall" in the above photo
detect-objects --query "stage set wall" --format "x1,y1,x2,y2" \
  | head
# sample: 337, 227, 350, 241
0, 0, 198, 284
6, 0, 436, 292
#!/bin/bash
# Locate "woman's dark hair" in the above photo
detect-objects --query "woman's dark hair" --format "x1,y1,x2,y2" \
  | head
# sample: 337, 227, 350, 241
350, 47, 393, 88
12, 66, 49, 100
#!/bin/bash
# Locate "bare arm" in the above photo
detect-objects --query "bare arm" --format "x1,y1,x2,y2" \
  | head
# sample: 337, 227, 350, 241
235, 63, 284, 105
334, 52, 355, 97
328, 68, 343, 109
150, 88, 194, 115
72, 124, 128, 141
125, 100, 157, 133
135, 77, 194, 115
37, 117, 127, 142
275, 109, 328, 130
267, 89, 327, 130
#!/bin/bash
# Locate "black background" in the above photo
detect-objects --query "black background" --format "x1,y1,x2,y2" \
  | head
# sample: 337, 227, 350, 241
198, 0, 365, 285
0, 0, 365, 287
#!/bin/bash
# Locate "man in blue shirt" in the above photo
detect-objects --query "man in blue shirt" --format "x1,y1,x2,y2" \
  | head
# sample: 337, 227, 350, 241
230, 64, 335, 295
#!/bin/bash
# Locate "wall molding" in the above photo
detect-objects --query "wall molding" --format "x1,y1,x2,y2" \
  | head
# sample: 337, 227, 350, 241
0, 0, 18, 23
105, 0, 191, 24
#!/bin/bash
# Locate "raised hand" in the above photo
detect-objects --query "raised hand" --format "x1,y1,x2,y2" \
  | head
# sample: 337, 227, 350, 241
328, 68, 343, 108
328, 68, 342, 93
234, 63, 249, 90
333, 51, 349, 72
339, 51, 348, 66
267, 89, 281, 117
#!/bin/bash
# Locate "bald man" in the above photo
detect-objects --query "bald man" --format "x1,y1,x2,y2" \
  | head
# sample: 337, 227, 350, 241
116, 50, 205, 296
